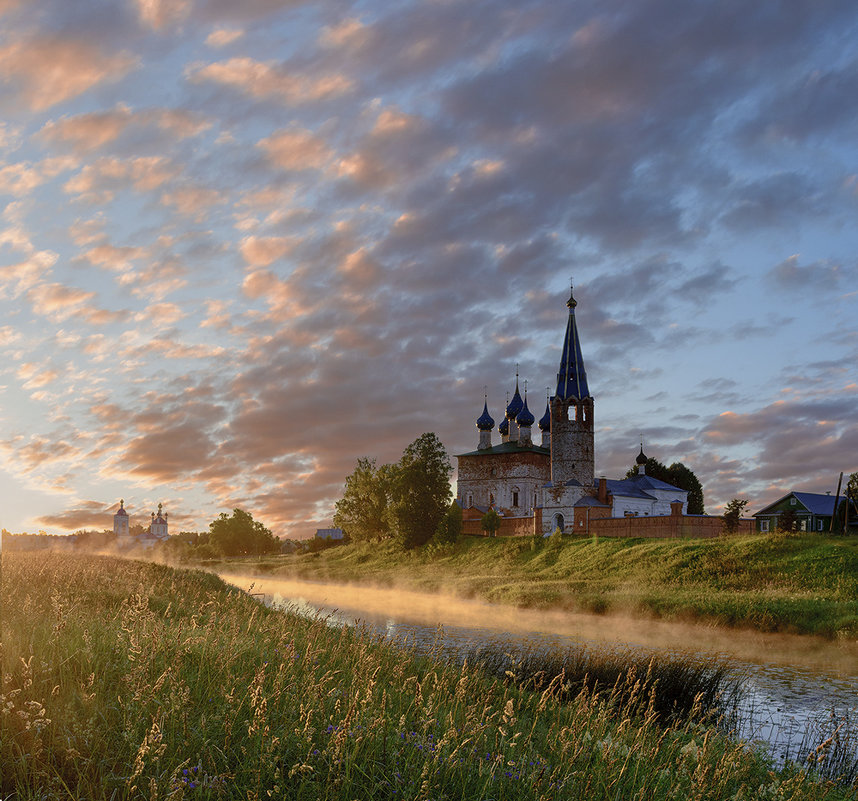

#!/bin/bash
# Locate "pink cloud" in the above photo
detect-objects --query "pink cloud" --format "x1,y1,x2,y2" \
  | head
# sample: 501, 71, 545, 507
187, 56, 352, 104
0, 36, 137, 111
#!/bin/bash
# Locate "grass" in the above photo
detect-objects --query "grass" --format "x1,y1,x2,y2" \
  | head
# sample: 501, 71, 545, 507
2, 552, 856, 800
218, 533, 858, 637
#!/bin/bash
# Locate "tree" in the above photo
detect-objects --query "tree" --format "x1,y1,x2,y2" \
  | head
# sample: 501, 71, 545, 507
433, 502, 463, 546
481, 509, 501, 537
208, 509, 280, 556
627, 458, 705, 514
722, 498, 749, 534
846, 472, 858, 530
333, 457, 392, 541
387, 433, 452, 549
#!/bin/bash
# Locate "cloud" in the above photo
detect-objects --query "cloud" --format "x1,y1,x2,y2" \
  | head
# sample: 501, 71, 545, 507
205, 28, 245, 48
186, 57, 353, 104
0, 36, 137, 111
64, 156, 174, 202
34, 500, 115, 532
38, 105, 210, 154
768, 254, 855, 292
258, 128, 333, 172
134, 0, 192, 31
239, 235, 296, 267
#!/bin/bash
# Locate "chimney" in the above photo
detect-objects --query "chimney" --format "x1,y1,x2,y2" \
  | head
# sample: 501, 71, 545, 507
598, 476, 607, 504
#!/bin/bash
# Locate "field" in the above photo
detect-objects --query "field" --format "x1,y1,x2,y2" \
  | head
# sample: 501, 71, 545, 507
2, 552, 856, 800
231, 533, 858, 638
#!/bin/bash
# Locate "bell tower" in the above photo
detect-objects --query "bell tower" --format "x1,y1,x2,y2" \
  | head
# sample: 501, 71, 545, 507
550, 284, 594, 486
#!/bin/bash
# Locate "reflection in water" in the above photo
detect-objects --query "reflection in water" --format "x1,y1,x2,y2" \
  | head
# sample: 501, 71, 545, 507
221, 574, 858, 767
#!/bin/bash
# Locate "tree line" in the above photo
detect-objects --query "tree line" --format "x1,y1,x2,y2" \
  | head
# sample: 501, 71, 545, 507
333, 432, 462, 549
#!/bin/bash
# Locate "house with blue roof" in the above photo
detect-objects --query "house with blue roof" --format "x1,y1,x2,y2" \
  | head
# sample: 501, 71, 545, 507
752, 491, 856, 533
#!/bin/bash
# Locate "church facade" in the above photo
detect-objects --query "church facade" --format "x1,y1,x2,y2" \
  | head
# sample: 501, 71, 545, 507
455, 286, 689, 536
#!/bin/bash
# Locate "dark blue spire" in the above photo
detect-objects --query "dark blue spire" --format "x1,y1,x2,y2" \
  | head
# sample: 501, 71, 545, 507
516, 395, 535, 427
499, 416, 509, 436
476, 400, 495, 431
538, 400, 551, 432
555, 284, 590, 400
506, 373, 524, 420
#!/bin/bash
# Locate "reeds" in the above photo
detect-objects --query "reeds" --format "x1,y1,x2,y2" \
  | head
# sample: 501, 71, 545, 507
2, 552, 855, 800
451, 641, 739, 724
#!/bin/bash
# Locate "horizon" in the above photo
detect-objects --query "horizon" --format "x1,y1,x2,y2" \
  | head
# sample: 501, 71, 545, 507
1, 0, 856, 538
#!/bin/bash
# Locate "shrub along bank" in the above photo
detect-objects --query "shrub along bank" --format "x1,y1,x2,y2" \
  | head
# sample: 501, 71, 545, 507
2, 552, 856, 800
248, 533, 858, 638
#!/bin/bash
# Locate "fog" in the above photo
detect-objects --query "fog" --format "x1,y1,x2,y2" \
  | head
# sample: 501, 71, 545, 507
218, 573, 858, 677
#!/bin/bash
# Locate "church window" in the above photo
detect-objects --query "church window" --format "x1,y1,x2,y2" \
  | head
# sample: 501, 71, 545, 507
512, 489, 519, 507
489, 493, 495, 507
467, 494, 473, 508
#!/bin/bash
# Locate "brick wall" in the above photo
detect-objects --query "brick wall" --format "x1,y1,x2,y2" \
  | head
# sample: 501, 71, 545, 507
586, 514, 755, 539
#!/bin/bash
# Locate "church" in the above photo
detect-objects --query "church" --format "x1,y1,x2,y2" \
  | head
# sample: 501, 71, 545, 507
455, 285, 689, 537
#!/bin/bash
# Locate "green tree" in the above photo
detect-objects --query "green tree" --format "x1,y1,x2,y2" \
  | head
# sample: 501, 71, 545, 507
481, 509, 501, 537
627, 458, 705, 514
208, 509, 280, 556
333, 457, 392, 541
627, 457, 670, 483
722, 498, 749, 534
846, 472, 858, 530
387, 433, 453, 549
433, 501, 463, 546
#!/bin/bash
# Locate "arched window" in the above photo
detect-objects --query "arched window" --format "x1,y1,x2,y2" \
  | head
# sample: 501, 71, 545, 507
511, 486, 520, 508
553, 513, 564, 533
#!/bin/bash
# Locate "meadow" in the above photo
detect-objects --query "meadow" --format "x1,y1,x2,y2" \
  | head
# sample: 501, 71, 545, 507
2, 552, 856, 800
235, 533, 858, 638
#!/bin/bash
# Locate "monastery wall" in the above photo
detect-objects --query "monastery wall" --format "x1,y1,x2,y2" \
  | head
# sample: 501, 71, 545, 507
583, 514, 754, 539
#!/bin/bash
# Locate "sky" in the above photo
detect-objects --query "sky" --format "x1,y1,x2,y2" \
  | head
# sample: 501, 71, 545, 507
1, 0, 857, 539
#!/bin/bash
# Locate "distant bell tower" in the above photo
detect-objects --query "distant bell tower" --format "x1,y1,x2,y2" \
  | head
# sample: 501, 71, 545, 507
550, 284, 594, 486
113, 499, 130, 538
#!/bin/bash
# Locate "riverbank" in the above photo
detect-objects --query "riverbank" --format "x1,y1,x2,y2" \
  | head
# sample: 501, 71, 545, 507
221, 533, 858, 638
3, 552, 856, 800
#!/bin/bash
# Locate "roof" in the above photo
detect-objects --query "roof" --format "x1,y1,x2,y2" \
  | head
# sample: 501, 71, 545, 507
315, 528, 344, 539
574, 495, 611, 508
596, 475, 687, 500
555, 286, 590, 401
456, 442, 550, 458
753, 491, 847, 517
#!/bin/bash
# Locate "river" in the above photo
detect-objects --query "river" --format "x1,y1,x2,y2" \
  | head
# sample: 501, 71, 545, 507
220, 573, 858, 771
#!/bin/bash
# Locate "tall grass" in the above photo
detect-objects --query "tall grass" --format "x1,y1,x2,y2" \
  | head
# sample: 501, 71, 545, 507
453, 642, 739, 724
2, 552, 856, 800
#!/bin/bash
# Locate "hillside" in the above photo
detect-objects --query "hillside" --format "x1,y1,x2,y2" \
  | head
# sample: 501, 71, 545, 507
238, 533, 858, 638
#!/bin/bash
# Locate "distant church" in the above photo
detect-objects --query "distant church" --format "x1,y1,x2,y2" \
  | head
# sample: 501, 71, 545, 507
112, 500, 170, 547
456, 285, 689, 536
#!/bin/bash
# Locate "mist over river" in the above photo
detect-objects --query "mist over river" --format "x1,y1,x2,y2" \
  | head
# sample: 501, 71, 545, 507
221, 574, 858, 768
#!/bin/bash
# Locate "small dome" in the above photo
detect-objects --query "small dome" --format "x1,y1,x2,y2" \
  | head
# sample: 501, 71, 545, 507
636, 446, 648, 465
538, 401, 551, 432
499, 417, 510, 436
476, 401, 495, 431
505, 383, 523, 421
516, 397, 534, 427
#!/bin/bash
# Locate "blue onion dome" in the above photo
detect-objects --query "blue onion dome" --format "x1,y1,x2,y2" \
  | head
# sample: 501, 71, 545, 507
538, 401, 551, 432
505, 381, 524, 420
516, 396, 535, 427
476, 401, 495, 431
499, 417, 510, 436
636, 445, 648, 465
